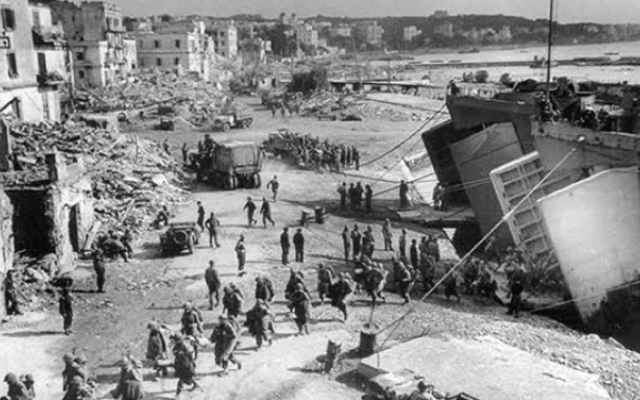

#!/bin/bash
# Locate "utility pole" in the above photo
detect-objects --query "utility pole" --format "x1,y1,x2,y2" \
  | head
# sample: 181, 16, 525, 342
545, 0, 554, 104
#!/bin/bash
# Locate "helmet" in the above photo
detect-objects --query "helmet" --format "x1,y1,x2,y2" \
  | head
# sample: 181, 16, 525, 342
4, 373, 17, 383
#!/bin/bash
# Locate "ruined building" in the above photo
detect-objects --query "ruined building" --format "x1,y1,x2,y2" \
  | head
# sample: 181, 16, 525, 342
0, 120, 94, 316
134, 19, 213, 80
49, 1, 136, 87
0, 0, 64, 122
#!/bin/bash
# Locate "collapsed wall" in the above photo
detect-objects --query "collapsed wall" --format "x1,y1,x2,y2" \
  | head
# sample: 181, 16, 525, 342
0, 190, 14, 318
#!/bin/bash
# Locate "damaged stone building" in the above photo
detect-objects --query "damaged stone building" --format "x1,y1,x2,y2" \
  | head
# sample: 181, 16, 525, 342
0, 122, 94, 316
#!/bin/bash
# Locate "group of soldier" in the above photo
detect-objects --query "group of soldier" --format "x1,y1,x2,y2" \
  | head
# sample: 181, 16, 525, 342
268, 93, 302, 118
1, 373, 35, 400
268, 131, 361, 172
137, 257, 359, 397
337, 182, 374, 213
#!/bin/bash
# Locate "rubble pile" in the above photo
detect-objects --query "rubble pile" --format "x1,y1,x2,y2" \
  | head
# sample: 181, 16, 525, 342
81, 69, 231, 128
295, 91, 426, 122
89, 135, 190, 233
4, 117, 190, 235
298, 92, 364, 119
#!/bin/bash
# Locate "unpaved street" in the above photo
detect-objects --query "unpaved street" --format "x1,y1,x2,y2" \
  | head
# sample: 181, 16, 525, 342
2, 95, 640, 400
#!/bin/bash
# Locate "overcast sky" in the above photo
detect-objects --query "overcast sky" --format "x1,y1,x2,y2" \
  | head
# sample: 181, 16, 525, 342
113, 0, 640, 24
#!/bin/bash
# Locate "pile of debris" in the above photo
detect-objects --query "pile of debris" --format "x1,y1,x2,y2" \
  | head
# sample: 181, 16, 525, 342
89, 135, 190, 233
295, 91, 427, 122
79, 69, 231, 129
4, 115, 189, 235
299, 92, 365, 120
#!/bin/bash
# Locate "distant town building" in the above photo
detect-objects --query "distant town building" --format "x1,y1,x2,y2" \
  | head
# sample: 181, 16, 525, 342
330, 23, 352, 38
434, 20, 454, 38
206, 21, 238, 58
433, 10, 448, 19
135, 20, 213, 79
50, 1, 130, 88
311, 21, 331, 31
295, 24, 318, 47
497, 26, 512, 42
354, 20, 383, 44
0, 0, 63, 122
403, 25, 422, 41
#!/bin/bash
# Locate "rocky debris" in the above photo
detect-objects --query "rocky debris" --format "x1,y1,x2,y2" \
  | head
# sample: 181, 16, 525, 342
3, 115, 190, 237
79, 69, 232, 129
296, 91, 428, 122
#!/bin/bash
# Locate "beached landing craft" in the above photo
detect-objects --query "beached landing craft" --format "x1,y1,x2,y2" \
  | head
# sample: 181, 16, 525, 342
423, 76, 640, 337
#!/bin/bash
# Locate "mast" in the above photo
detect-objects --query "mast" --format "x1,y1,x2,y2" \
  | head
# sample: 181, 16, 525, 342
545, 0, 554, 104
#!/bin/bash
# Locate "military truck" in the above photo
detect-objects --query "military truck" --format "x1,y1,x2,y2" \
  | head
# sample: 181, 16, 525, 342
212, 112, 254, 132
160, 222, 199, 255
192, 141, 264, 189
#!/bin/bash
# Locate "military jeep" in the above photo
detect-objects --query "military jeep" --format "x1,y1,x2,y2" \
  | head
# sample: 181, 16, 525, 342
160, 222, 199, 255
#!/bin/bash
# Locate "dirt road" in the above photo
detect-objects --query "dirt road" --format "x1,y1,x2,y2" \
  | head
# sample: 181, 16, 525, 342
2, 95, 638, 400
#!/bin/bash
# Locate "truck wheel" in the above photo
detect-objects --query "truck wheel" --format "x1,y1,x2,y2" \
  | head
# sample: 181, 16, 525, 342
222, 122, 231, 132
231, 175, 238, 189
173, 231, 188, 246
250, 173, 261, 188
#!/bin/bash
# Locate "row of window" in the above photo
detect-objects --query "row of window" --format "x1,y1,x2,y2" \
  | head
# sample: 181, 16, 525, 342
140, 57, 182, 67
140, 39, 184, 49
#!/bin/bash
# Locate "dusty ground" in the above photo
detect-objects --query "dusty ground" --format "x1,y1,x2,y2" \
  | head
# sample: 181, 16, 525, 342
2, 94, 640, 400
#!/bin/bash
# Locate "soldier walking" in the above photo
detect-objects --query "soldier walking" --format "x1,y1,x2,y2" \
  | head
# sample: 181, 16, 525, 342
317, 263, 335, 304
341, 226, 351, 262
196, 201, 205, 231
243, 197, 257, 227
329, 273, 353, 321
205, 261, 221, 309
58, 286, 73, 335
204, 212, 221, 248
222, 285, 244, 319
409, 239, 419, 271
210, 315, 242, 374
364, 184, 373, 213
293, 228, 304, 263
266, 175, 279, 202
4, 270, 22, 315
351, 224, 362, 260
280, 227, 290, 266
260, 197, 275, 228
399, 229, 407, 259
382, 218, 394, 251
291, 283, 311, 335
254, 276, 275, 303
235, 235, 246, 276
93, 248, 106, 293
337, 182, 347, 211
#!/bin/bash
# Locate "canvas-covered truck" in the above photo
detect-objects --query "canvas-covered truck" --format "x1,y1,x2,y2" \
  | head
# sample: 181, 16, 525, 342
213, 112, 254, 131
192, 141, 264, 189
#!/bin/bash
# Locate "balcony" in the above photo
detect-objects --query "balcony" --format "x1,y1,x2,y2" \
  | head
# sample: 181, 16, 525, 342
37, 71, 65, 87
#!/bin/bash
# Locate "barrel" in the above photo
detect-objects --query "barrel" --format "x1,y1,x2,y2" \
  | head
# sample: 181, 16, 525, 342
314, 206, 325, 224
359, 324, 378, 356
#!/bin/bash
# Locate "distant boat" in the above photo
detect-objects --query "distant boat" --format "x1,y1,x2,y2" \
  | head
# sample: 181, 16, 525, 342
430, 60, 444, 64
458, 47, 480, 54
605, 52, 620, 56
448, 59, 462, 63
